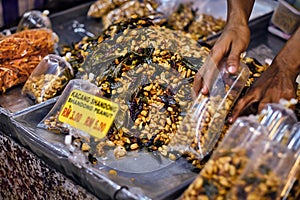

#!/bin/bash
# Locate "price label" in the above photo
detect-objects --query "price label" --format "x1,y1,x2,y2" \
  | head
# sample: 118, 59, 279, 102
58, 89, 119, 139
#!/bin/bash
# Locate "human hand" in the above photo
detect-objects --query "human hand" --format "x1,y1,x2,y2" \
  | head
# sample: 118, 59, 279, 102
229, 61, 298, 123
193, 22, 251, 97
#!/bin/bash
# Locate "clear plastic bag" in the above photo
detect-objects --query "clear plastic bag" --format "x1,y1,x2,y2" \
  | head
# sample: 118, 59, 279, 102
168, 58, 250, 159
258, 102, 298, 143
181, 116, 269, 200
22, 54, 74, 103
227, 138, 299, 200
181, 104, 299, 200
38, 79, 119, 139
17, 10, 52, 32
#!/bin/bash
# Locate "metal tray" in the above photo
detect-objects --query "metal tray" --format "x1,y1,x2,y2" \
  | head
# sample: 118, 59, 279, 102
12, 101, 198, 200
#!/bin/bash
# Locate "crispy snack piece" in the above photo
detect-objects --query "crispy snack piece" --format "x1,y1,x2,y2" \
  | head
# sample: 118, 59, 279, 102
0, 29, 56, 93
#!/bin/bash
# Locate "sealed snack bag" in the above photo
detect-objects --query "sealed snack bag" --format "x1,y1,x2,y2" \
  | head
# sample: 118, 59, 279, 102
181, 116, 269, 200
22, 54, 74, 103
17, 10, 52, 32
38, 79, 119, 140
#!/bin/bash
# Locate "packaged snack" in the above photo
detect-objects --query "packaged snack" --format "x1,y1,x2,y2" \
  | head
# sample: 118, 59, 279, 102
181, 116, 269, 200
17, 10, 52, 32
22, 54, 74, 103
228, 138, 299, 200
38, 79, 119, 139
271, 0, 300, 34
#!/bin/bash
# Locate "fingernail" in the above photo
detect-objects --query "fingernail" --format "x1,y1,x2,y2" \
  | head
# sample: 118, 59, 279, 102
201, 88, 208, 94
228, 65, 236, 74
228, 117, 233, 124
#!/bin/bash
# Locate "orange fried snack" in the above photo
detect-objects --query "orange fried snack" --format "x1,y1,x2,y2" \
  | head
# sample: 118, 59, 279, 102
0, 28, 56, 93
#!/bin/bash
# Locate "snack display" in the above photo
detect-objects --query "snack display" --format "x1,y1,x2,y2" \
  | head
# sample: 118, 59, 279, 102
1, 1, 299, 200
58, 15, 278, 170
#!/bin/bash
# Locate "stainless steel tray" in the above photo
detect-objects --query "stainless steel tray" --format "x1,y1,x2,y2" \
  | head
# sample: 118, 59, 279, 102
12, 101, 198, 200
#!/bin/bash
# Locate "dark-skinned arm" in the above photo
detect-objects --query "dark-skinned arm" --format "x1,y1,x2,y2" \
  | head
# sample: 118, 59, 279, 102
230, 26, 300, 122
193, 0, 255, 96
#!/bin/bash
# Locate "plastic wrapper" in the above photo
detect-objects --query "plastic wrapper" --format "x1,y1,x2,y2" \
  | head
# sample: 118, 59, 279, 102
87, 0, 160, 19
22, 54, 74, 103
168, 59, 250, 159
180, 116, 269, 200
87, 0, 115, 18
16, 10, 52, 32
0, 28, 58, 93
227, 137, 299, 200
271, 0, 300, 34
102, 0, 157, 29
258, 102, 298, 143
181, 103, 299, 200
280, 122, 300, 199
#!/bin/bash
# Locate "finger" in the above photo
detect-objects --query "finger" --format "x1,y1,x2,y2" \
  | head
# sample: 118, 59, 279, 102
201, 84, 209, 95
192, 71, 204, 98
210, 42, 228, 67
226, 43, 246, 75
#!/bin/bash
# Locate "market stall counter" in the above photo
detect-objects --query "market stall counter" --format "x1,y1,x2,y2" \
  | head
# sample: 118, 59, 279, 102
2, 1, 299, 200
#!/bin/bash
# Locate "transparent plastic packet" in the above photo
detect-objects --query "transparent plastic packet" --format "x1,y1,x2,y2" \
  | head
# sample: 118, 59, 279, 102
222, 103, 299, 200
101, 0, 158, 29
88, 0, 161, 19
227, 131, 300, 200
22, 54, 74, 103
258, 101, 298, 143
168, 58, 250, 159
16, 10, 52, 32
38, 79, 119, 139
180, 116, 269, 200
280, 122, 300, 199
180, 103, 299, 200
